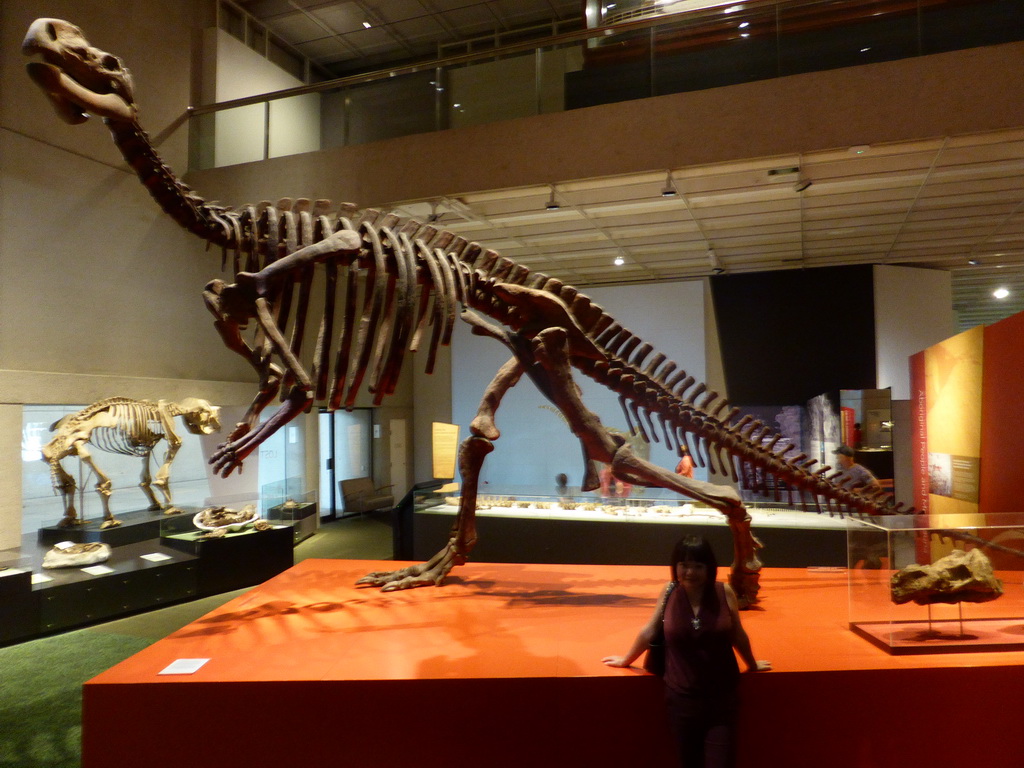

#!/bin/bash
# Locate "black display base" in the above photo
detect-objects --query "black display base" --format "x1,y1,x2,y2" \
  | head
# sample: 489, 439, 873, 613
412, 511, 848, 568
268, 502, 319, 543
0, 535, 199, 645
161, 526, 294, 597
37, 506, 199, 547
0, 568, 36, 644
0, 515, 292, 646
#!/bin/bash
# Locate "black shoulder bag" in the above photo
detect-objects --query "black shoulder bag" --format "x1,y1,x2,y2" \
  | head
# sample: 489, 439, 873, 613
643, 582, 676, 676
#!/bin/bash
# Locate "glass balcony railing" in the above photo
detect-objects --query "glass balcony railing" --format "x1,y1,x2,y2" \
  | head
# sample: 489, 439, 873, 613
189, 0, 1023, 171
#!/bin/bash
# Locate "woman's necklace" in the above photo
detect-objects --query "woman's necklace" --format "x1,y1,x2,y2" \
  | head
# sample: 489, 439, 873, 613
689, 601, 701, 631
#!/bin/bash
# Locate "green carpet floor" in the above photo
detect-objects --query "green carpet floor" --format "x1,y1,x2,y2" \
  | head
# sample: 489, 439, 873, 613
0, 513, 392, 768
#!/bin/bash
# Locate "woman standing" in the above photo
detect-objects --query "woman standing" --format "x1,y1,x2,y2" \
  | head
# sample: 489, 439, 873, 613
602, 535, 771, 767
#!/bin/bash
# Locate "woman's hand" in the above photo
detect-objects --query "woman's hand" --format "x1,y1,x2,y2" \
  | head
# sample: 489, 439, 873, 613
747, 660, 772, 672
602, 655, 632, 668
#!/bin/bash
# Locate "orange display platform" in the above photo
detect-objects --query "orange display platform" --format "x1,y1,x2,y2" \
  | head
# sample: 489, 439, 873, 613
83, 560, 1024, 768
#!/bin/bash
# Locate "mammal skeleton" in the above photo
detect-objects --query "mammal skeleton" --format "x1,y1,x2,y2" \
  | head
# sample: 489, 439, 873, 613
24, 19, 911, 602
41, 396, 221, 528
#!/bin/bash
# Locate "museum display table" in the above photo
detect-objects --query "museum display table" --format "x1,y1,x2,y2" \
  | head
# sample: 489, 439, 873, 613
411, 500, 854, 566
82, 559, 1024, 768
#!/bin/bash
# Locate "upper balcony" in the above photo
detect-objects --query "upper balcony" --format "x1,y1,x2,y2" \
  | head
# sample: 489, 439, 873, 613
190, 0, 1024, 170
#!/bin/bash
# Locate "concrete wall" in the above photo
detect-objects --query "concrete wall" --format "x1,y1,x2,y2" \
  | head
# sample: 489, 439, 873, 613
187, 41, 1024, 209
874, 265, 956, 401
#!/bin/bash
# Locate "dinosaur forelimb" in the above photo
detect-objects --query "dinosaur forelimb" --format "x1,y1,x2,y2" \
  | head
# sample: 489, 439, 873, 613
238, 229, 361, 297
358, 418, 498, 590
358, 540, 462, 591
210, 385, 313, 477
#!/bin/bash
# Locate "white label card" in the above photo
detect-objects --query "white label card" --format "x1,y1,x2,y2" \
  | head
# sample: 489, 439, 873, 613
159, 658, 211, 675
81, 565, 115, 575
141, 553, 172, 562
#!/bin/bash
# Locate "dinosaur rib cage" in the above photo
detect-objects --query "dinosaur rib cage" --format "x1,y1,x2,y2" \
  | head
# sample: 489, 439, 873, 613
89, 401, 164, 458
203, 200, 904, 521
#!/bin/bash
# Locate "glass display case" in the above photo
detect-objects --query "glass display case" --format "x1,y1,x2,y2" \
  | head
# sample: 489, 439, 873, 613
424, 490, 853, 530
405, 486, 853, 568
266, 490, 319, 543
848, 513, 1024, 654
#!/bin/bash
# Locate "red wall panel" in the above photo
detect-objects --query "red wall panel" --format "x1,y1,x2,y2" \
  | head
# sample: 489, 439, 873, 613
981, 311, 1024, 513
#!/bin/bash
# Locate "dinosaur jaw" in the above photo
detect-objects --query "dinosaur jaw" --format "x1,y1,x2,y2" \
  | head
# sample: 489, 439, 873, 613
23, 18, 136, 125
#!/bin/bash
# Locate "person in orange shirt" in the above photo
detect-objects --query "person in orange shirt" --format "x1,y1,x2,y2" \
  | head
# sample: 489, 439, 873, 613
675, 446, 695, 479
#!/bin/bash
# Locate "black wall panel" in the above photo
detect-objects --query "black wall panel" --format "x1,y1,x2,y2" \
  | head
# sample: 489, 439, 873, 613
711, 265, 876, 405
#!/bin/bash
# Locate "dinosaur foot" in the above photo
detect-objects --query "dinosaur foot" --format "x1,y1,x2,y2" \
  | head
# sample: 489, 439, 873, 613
57, 517, 82, 529
356, 541, 460, 591
162, 506, 183, 516
100, 519, 122, 529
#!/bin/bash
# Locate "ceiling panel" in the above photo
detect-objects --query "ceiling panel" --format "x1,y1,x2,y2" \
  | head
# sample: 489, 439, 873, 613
385, 126, 1024, 329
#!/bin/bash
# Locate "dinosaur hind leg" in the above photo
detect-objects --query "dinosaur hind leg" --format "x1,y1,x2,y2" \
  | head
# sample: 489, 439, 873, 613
529, 327, 762, 605
76, 445, 121, 529
609, 445, 762, 606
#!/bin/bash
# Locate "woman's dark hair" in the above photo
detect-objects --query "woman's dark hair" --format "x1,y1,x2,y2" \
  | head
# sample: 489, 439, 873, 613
670, 535, 720, 607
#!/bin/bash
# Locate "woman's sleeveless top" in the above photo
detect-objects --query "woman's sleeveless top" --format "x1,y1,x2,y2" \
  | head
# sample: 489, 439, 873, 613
663, 581, 740, 698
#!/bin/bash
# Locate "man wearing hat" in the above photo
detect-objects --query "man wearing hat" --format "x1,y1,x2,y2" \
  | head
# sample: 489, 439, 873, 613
833, 445, 880, 490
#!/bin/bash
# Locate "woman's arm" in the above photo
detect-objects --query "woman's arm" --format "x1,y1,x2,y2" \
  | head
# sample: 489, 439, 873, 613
724, 584, 772, 673
602, 582, 672, 668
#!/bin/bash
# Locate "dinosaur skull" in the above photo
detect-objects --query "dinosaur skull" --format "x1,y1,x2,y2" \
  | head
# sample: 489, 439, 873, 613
179, 399, 222, 436
23, 18, 136, 124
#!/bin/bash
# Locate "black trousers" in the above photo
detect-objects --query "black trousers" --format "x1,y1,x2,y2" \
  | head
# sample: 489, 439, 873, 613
664, 687, 739, 768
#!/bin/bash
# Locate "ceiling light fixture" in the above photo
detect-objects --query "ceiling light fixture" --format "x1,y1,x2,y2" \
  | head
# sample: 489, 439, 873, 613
614, 256, 625, 266
362, 21, 372, 29
993, 287, 1010, 299
849, 145, 870, 155
545, 186, 560, 211
967, 258, 980, 266
707, 247, 723, 274
661, 171, 677, 198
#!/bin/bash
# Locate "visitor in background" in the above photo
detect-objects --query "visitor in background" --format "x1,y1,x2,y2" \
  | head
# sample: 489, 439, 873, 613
675, 445, 695, 479
833, 445, 879, 490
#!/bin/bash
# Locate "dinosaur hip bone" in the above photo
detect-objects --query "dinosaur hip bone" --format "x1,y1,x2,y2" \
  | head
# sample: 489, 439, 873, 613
24, 18, 914, 604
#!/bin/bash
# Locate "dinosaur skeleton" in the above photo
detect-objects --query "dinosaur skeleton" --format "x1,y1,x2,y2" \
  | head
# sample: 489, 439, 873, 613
41, 396, 221, 528
23, 19, 914, 603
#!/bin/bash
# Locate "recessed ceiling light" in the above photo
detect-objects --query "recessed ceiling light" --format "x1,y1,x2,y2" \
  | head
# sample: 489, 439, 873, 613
849, 145, 870, 155
614, 256, 625, 266
993, 287, 1010, 299
967, 258, 980, 266
739, 21, 750, 28
362, 21, 372, 29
